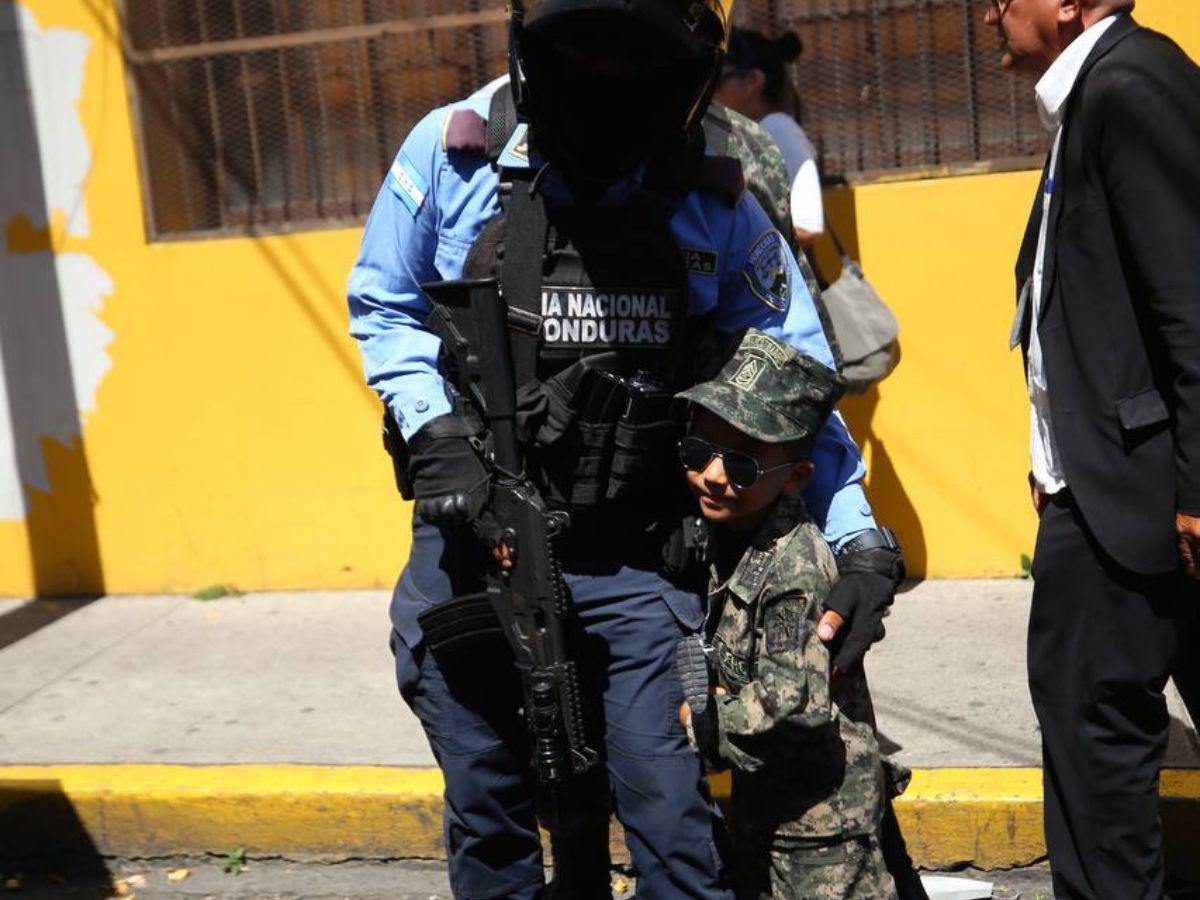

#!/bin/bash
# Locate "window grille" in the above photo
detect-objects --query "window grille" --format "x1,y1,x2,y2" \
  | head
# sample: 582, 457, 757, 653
122, 0, 507, 238
121, 0, 1046, 239
738, 0, 1048, 180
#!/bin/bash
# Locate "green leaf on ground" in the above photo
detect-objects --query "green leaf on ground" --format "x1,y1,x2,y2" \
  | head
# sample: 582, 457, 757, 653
1020, 554, 1033, 580
192, 584, 244, 601
221, 846, 246, 875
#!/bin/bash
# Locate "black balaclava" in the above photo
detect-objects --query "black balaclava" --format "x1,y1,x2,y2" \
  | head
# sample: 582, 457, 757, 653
514, 6, 722, 198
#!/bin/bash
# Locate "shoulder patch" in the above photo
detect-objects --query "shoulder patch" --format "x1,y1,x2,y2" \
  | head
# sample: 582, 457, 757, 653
387, 153, 429, 216
681, 246, 718, 276
498, 124, 531, 168
743, 229, 791, 313
764, 600, 806, 656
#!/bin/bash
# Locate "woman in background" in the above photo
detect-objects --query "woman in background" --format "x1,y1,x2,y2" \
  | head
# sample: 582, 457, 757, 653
714, 28, 825, 248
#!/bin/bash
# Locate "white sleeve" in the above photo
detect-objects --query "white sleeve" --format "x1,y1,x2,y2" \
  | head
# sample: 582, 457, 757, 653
789, 156, 825, 235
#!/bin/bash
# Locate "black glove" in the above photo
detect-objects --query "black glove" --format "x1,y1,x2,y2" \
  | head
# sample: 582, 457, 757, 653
825, 530, 905, 675
408, 415, 502, 547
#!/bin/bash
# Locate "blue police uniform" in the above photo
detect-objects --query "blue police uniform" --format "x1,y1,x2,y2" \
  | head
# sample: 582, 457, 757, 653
349, 77, 877, 900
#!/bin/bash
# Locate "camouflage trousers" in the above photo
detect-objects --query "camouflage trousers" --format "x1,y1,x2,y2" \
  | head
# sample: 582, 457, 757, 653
733, 832, 897, 900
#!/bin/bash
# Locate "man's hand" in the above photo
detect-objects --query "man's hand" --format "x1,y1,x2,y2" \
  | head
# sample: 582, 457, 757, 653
823, 530, 905, 674
1177, 513, 1200, 579
408, 416, 502, 547
1029, 471, 1049, 517
822, 572, 892, 674
816, 609, 844, 646
679, 687, 726, 728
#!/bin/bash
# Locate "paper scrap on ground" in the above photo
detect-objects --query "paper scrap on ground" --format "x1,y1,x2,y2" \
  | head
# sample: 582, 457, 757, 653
920, 875, 993, 900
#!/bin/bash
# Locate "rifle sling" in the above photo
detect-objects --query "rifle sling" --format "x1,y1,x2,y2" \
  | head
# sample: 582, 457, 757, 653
499, 166, 548, 389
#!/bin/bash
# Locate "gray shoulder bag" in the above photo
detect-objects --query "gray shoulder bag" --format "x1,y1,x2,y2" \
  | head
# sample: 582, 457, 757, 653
819, 223, 900, 394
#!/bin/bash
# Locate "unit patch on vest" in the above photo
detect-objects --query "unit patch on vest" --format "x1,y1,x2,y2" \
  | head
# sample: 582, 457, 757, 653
743, 230, 791, 312
539, 288, 677, 348
681, 246, 718, 276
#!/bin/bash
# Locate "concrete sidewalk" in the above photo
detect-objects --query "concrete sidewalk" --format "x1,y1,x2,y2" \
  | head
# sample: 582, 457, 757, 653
1, 581, 1197, 869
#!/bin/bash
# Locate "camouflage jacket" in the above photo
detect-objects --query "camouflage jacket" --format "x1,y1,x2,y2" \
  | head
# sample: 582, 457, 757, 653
706, 495, 885, 841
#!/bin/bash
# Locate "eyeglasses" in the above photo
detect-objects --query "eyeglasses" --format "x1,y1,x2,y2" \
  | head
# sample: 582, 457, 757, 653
678, 435, 794, 491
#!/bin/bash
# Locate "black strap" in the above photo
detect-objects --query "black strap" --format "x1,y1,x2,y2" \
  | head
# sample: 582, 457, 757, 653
837, 527, 901, 558
486, 86, 519, 163
701, 106, 734, 157
500, 166, 549, 388
825, 218, 854, 265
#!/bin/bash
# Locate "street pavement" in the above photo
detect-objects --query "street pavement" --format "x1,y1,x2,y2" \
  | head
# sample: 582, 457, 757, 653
1, 580, 1196, 769
0, 858, 1058, 900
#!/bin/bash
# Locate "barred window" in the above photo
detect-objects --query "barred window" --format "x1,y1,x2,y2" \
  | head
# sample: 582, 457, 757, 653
122, 0, 1045, 239
122, 1, 507, 238
738, 0, 1048, 180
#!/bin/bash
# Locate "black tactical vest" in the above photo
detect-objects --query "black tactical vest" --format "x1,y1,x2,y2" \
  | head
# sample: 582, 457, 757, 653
449, 88, 742, 515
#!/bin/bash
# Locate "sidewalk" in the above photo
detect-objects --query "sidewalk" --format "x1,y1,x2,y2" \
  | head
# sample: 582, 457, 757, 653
1, 582, 1197, 869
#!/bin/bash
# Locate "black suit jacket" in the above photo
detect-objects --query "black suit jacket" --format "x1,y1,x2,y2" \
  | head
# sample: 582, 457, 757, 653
1015, 16, 1200, 574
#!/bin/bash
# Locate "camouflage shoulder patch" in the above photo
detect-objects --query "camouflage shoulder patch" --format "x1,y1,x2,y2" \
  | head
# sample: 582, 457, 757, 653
764, 597, 808, 656
743, 230, 792, 313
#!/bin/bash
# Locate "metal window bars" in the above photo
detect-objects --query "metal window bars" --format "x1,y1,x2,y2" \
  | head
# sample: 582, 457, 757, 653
737, 0, 1047, 181
120, 0, 1046, 239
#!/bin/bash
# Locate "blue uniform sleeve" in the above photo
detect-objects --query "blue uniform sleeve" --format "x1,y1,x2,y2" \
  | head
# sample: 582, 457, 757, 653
347, 110, 452, 440
715, 192, 876, 550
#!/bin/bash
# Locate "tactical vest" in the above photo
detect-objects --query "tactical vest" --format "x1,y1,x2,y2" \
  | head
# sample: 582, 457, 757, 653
445, 87, 744, 516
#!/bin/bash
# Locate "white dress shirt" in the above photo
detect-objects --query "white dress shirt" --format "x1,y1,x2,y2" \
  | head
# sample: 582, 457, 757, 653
1027, 14, 1121, 495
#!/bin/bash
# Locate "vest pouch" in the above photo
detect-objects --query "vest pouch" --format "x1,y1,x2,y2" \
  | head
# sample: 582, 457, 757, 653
542, 420, 617, 509
606, 374, 676, 502
607, 418, 677, 502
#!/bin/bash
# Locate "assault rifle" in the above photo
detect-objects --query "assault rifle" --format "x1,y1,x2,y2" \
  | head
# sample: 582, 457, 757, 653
420, 276, 599, 785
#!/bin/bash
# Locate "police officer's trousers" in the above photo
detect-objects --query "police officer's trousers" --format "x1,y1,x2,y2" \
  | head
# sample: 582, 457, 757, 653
391, 517, 732, 899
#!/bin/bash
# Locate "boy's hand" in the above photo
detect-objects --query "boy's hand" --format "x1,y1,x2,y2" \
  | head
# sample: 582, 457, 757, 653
680, 688, 726, 727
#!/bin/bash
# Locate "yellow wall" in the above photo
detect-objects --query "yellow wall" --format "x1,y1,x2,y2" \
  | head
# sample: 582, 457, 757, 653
2, 0, 1196, 595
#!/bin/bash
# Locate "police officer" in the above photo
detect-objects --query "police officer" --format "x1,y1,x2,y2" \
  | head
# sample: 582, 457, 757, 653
347, 0, 902, 896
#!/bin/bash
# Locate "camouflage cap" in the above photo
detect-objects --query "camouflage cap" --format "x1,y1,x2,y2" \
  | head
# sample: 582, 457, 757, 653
677, 329, 846, 443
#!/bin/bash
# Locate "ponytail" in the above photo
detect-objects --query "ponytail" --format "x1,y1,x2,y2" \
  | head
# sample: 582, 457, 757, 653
726, 28, 804, 108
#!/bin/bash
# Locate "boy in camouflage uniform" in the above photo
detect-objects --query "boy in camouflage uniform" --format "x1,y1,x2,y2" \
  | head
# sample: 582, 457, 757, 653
675, 329, 897, 900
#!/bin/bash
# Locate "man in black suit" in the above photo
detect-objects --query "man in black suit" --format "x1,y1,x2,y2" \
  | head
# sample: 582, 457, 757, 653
986, 0, 1200, 896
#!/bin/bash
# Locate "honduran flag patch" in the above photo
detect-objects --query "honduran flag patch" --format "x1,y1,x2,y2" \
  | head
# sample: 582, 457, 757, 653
388, 153, 429, 216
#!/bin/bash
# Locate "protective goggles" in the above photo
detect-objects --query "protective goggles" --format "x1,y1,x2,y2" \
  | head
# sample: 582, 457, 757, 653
678, 435, 794, 490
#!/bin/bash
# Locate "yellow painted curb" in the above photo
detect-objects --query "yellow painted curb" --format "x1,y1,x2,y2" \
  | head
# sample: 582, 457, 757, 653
0, 765, 445, 860
2, 765, 1199, 870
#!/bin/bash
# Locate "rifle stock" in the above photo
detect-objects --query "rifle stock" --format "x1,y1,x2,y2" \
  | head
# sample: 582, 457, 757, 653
421, 277, 599, 784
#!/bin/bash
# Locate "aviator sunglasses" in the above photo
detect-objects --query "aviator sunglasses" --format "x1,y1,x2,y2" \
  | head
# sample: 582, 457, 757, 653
678, 435, 794, 491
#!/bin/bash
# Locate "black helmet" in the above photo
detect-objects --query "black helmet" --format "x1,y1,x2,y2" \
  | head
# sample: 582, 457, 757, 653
507, 0, 734, 193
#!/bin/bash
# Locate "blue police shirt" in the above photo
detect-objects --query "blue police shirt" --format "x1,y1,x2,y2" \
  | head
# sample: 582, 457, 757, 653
348, 78, 876, 550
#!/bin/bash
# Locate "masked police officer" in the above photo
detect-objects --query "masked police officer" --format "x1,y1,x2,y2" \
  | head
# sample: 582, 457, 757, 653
348, 0, 903, 896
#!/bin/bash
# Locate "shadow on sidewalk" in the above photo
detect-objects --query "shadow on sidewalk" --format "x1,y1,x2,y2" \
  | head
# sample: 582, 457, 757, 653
0, 598, 100, 654
0, 780, 113, 898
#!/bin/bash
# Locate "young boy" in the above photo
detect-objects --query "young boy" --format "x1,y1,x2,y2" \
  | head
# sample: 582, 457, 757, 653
675, 329, 898, 900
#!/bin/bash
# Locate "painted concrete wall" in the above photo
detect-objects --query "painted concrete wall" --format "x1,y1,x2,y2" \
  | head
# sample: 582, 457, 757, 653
0, 0, 1196, 596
